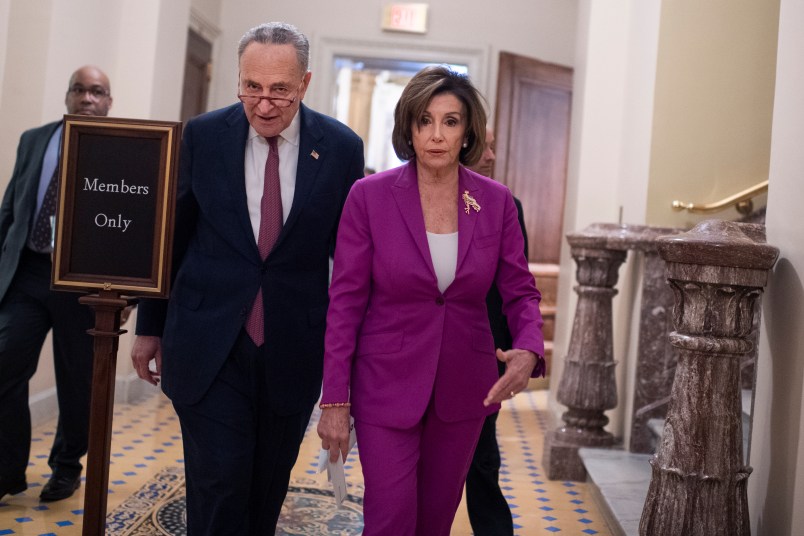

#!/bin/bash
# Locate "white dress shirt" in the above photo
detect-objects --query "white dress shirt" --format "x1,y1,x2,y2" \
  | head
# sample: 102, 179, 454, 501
426, 231, 458, 293
244, 111, 301, 242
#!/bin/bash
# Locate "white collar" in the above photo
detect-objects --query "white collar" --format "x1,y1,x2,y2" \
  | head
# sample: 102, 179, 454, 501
247, 107, 302, 146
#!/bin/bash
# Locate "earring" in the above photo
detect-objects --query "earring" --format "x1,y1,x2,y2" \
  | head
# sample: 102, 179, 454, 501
462, 141, 468, 148
407, 139, 412, 146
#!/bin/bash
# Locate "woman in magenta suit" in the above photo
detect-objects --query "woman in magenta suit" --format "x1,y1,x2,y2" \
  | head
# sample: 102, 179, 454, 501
318, 66, 545, 535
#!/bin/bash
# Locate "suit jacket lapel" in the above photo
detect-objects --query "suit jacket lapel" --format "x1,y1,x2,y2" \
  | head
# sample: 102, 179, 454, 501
276, 104, 324, 250
391, 162, 437, 281
220, 106, 257, 259
456, 167, 482, 273
22, 121, 62, 215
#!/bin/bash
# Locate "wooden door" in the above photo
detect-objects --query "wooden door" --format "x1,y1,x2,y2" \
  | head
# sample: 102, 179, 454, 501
495, 52, 572, 373
180, 29, 212, 123
494, 51, 572, 265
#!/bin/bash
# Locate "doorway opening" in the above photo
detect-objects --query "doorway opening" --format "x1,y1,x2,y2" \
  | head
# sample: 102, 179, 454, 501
330, 56, 468, 174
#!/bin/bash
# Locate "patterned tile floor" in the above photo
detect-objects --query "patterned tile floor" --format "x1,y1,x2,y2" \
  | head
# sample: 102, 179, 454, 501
0, 388, 614, 535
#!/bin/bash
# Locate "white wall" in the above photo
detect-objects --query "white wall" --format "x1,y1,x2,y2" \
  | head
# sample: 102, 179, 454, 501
646, 0, 779, 229
0, 0, 11, 106
208, 0, 578, 117
548, 0, 661, 433
749, 0, 804, 533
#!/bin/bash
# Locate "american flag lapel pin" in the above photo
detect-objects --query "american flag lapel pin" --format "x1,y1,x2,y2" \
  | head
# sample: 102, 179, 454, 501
311, 150, 319, 160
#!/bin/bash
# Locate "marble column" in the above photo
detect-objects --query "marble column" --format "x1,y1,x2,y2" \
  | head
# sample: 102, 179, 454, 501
543, 224, 627, 481
639, 221, 778, 536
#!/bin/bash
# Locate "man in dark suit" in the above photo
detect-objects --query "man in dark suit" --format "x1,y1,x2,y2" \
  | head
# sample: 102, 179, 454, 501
131, 22, 364, 535
465, 126, 527, 536
0, 66, 113, 502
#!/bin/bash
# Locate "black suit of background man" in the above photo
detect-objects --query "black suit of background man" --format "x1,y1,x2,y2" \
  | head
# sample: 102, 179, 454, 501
466, 126, 528, 536
0, 66, 113, 503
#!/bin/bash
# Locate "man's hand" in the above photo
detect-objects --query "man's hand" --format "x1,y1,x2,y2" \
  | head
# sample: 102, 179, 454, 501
131, 335, 162, 386
120, 304, 136, 326
483, 348, 537, 406
317, 406, 352, 463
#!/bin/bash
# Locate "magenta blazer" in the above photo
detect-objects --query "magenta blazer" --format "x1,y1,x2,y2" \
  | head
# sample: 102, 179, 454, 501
321, 162, 544, 429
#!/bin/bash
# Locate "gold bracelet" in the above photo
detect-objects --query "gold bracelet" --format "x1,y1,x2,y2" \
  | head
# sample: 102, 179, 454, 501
319, 402, 351, 409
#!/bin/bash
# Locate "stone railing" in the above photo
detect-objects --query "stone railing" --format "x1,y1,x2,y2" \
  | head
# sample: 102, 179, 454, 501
639, 220, 778, 535
543, 223, 681, 480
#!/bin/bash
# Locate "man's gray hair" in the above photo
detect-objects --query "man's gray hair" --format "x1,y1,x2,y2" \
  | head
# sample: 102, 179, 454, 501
238, 22, 309, 73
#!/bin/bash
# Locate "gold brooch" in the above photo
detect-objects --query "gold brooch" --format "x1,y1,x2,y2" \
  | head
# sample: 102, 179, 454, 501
462, 190, 480, 214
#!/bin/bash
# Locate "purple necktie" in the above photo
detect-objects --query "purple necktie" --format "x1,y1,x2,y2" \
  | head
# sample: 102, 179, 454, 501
245, 136, 282, 346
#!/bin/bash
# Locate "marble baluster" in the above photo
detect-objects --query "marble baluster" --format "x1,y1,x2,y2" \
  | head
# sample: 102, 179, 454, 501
628, 249, 680, 453
543, 227, 626, 481
639, 220, 778, 536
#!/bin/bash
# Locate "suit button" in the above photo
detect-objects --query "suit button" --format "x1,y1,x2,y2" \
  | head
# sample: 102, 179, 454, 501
261, 266, 268, 274
435, 296, 445, 306
240, 307, 248, 317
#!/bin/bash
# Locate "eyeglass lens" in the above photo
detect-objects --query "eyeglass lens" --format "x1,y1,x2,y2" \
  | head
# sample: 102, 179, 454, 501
69, 86, 108, 98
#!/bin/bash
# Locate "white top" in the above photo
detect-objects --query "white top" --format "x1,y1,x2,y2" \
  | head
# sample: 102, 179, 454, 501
244, 111, 301, 241
426, 231, 458, 293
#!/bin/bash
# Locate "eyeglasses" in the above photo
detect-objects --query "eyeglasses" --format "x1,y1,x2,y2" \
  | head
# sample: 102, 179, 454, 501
67, 85, 110, 100
237, 94, 297, 108
237, 80, 304, 109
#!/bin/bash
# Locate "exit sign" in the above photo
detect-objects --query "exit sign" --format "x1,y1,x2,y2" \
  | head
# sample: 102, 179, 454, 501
382, 3, 429, 34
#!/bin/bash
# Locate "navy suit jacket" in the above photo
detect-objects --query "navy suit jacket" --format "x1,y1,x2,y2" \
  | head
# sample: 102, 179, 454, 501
137, 103, 364, 413
0, 120, 61, 302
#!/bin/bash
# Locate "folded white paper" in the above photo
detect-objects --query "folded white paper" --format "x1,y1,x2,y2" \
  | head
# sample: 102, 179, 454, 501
318, 416, 356, 506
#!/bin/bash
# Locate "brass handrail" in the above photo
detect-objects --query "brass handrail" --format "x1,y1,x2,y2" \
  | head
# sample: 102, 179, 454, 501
671, 180, 768, 215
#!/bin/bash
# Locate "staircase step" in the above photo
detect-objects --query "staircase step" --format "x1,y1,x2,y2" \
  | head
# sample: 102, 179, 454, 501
579, 448, 652, 536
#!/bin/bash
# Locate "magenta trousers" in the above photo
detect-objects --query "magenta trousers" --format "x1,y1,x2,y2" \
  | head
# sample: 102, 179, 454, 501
355, 406, 486, 535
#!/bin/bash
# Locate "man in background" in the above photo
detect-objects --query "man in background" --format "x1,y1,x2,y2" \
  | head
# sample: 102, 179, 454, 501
132, 22, 364, 535
0, 66, 113, 502
466, 126, 527, 536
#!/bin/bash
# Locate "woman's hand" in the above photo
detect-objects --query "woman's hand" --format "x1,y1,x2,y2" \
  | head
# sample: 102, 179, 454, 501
483, 348, 538, 406
317, 406, 352, 463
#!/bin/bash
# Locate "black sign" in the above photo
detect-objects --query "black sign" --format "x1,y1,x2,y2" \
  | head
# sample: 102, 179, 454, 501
52, 115, 181, 297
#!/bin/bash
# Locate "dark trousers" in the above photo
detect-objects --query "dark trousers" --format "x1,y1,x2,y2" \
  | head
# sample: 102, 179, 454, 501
173, 331, 314, 536
0, 248, 95, 481
466, 410, 514, 536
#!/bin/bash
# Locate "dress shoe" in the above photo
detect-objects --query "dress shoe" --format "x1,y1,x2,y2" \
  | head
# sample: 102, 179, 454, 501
0, 475, 27, 500
39, 474, 81, 502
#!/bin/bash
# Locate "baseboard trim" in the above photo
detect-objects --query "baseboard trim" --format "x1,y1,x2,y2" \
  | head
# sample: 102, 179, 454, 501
29, 374, 162, 428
